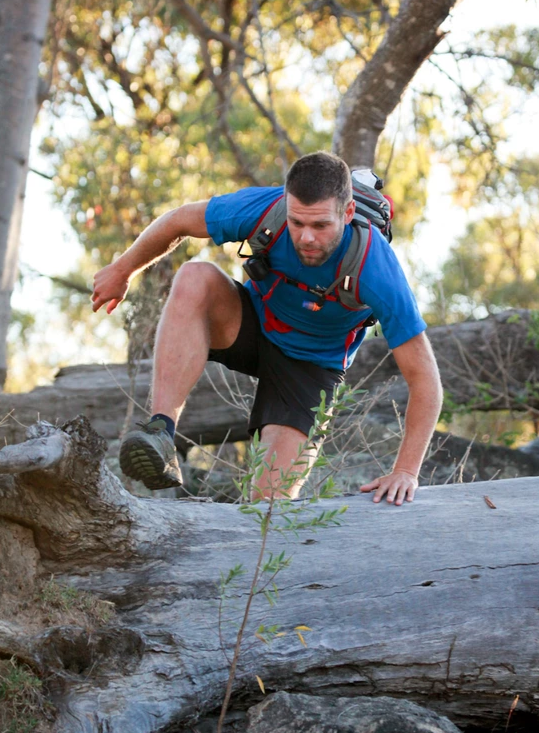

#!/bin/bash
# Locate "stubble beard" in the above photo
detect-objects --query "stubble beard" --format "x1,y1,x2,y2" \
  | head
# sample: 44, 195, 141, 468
295, 223, 345, 267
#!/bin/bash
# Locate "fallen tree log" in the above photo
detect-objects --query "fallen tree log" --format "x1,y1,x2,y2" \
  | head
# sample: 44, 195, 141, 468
0, 417, 537, 732
0, 359, 253, 454
0, 310, 536, 452
352, 308, 539, 410
4, 362, 539, 506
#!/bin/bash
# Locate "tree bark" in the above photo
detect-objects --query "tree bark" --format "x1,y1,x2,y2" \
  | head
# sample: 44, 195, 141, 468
0, 0, 52, 387
0, 417, 537, 732
332, 0, 459, 167
0, 310, 536, 451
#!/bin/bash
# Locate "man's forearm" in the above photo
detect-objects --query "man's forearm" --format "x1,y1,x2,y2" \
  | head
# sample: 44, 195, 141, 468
393, 381, 443, 477
91, 200, 210, 314
360, 332, 442, 504
115, 204, 204, 278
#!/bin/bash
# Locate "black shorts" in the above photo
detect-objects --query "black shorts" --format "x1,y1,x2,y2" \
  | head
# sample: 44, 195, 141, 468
208, 282, 344, 437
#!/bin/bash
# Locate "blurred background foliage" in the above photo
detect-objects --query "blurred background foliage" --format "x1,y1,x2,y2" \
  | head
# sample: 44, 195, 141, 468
8, 1, 539, 446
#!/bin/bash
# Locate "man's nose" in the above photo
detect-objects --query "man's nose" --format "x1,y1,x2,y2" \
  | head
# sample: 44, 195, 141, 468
300, 228, 315, 243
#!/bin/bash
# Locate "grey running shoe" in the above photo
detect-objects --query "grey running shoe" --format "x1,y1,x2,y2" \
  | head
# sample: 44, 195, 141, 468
119, 418, 183, 490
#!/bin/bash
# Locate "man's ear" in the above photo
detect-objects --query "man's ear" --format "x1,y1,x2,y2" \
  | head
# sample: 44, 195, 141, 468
343, 199, 356, 224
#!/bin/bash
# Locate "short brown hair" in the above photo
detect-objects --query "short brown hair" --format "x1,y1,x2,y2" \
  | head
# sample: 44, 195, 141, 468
285, 151, 352, 215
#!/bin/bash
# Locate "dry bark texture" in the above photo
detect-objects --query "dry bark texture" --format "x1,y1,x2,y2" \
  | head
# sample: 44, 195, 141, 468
0, 417, 538, 732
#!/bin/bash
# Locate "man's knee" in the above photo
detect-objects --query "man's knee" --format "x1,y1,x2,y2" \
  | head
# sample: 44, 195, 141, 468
261, 424, 308, 446
167, 262, 242, 346
170, 262, 227, 307
260, 424, 314, 469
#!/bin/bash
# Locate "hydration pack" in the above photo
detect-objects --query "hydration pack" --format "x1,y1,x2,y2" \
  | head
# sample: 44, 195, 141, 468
351, 169, 393, 243
238, 169, 394, 312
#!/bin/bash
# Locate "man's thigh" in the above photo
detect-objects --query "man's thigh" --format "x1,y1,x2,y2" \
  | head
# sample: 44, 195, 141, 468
207, 281, 260, 377
176, 262, 243, 350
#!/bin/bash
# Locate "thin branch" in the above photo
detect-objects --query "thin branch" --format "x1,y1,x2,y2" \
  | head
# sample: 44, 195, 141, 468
252, 0, 289, 179
29, 168, 54, 181
220, 116, 265, 186
20, 264, 94, 297
204, 364, 254, 417
97, 34, 146, 111
443, 437, 475, 485
334, 14, 369, 63
190, 14, 264, 186
238, 75, 303, 159
220, 0, 235, 76
217, 496, 275, 732
428, 57, 502, 150
77, 65, 106, 120
172, 0, 249, 56
435, 48, 539, 75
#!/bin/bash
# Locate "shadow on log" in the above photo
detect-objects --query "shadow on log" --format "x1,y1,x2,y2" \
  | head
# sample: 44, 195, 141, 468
0, 416, 538, 732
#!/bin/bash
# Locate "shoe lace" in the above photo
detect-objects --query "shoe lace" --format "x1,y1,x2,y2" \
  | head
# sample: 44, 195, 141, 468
135, 420, 164, 434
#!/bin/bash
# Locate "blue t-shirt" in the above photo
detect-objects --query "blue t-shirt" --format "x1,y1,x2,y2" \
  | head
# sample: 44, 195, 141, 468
205, 186, 426, 371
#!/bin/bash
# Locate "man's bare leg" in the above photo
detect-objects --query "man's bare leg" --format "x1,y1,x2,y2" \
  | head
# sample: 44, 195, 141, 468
250, 424, 318, 501
120, 262, 242, 489
151, 262, 243, 422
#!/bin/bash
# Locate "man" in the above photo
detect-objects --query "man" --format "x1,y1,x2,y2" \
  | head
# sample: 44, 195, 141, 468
92, 152, 443, 505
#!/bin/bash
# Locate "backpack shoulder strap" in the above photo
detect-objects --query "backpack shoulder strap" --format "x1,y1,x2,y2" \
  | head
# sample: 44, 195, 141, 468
321, 222, 372, 311
246, 199, 373, 315
246, 195, 288, 254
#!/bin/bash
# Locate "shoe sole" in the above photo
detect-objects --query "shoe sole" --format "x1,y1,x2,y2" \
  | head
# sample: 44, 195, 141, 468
119, 434, 182, 491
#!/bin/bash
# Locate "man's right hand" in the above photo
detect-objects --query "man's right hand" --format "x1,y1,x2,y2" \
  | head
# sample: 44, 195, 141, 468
91, 262, 131, 314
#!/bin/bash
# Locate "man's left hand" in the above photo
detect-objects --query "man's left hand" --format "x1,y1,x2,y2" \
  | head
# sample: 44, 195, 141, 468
360, 470, 418, 506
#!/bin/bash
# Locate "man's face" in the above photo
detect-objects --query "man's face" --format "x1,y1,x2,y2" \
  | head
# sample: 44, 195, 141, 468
286, 194, 356, 267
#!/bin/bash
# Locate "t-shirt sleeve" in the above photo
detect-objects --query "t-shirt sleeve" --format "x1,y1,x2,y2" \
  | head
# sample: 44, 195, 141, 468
358, 228, 427, 349
205, 186, 284, 245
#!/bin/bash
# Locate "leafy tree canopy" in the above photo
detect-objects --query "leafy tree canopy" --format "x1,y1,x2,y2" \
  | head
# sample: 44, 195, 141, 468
40, 0, 434, 265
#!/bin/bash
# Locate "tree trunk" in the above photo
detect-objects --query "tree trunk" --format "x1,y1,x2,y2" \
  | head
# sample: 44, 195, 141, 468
0, 417, 537, 732
0, 0, 52, 387
332, 0, 459, 167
